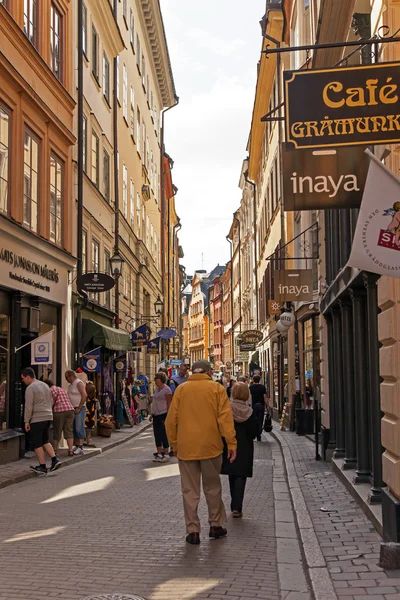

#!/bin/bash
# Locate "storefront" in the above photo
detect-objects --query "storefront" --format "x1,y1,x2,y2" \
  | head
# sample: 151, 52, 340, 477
0, 222, 75, 463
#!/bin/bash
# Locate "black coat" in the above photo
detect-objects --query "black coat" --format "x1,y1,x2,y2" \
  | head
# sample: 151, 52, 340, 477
221, 414, 258, 478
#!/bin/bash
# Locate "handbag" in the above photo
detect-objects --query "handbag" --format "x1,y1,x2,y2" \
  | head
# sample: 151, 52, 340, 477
263, 411, 273, 433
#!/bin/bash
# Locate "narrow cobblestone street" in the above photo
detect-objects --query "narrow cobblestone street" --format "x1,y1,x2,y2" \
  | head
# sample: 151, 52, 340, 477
0, 429, 283, 600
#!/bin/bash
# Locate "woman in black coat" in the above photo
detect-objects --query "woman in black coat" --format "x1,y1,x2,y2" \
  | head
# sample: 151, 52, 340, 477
221, 382, 258, 518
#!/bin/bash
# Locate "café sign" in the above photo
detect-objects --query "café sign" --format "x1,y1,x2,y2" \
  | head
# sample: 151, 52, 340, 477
284, 62, 400, 149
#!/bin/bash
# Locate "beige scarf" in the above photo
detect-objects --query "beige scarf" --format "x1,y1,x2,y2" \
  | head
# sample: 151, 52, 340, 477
230, 398, 253, 423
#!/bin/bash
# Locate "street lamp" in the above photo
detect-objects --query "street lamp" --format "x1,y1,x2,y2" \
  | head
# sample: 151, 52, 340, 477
154, 295, 163, 316
110, 252, 124, 278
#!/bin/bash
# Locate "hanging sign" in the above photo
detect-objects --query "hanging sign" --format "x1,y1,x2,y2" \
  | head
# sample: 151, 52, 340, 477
31, 330, 53, 365
280, 312, 296, 328
274, 269, 313, 302
284, 62, 400, 149
239, 330, 263, 351
348, 149, 400, 277
157, 328, 177, 339
268, 300, 281, 315
83, 347, 101, 373
146, 337, 160, 355
114, 355, 126, 373
77, 272, 115, 293
283, 146, 368, 211
130, 324, 149, 346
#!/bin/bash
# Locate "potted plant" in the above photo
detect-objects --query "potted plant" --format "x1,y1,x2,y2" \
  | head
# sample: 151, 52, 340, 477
97, 414, 115, 437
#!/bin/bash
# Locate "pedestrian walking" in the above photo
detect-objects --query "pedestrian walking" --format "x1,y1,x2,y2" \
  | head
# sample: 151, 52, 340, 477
45, 379, 74, 456
158, 367, 176, 394
65, 369, 87, 455
150, 372, 172, 462
21, 368, 61, 475
221, 382, 258, 518
171, 362, 189, 386
249, 375, 269, 441
166, 359, 237, 545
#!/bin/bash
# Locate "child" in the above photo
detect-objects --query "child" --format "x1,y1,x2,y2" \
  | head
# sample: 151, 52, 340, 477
85, 383, 97, 447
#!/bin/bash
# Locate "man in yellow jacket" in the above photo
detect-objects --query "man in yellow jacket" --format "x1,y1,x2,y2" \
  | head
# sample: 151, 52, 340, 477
166, 360, 237, 545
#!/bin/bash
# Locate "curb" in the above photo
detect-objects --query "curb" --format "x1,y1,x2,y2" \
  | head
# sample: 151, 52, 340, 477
271, 428, 338, 600
0, 422, 152, 491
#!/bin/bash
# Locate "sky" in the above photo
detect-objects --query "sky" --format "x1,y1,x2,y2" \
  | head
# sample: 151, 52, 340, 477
161, 0, 265, 275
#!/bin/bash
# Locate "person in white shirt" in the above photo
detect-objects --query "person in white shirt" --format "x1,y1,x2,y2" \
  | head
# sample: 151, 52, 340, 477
65, 369, 87, 455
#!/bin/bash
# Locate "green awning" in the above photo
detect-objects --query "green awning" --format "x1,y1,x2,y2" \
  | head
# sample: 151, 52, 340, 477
82, 318, 132, 351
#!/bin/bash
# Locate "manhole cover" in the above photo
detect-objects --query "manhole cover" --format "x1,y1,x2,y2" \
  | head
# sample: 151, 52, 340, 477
83, 596, 146, 600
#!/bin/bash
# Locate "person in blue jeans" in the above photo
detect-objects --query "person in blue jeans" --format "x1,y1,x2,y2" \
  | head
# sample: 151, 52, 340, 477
249, 375, 269, 441
65, 370, 87, 455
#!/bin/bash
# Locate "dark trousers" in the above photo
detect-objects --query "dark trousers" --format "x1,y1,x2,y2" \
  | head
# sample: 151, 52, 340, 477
229, 475, 247, 512
253, 403, 265, 438
152, 413, 169, 449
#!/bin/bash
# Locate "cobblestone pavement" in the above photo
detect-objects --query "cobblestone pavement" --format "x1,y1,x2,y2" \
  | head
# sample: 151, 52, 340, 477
0, 428, 289, 600
273, 426, 400, 600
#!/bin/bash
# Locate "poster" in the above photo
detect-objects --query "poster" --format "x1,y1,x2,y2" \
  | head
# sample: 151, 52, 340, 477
31, 330, 53, 365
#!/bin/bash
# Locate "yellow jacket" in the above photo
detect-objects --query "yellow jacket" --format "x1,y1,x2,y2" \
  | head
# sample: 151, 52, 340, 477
165, 373, 237, 461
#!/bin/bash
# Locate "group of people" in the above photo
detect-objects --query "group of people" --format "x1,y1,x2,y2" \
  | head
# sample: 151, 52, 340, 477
21, 367, 98, 476
147, 360, 271, 544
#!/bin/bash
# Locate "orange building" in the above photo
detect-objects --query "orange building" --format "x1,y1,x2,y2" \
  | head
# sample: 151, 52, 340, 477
0, 1, 76, 460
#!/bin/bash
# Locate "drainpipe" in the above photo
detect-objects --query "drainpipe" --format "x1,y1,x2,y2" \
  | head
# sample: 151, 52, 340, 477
113, 0, 120, 331
244, 171, 258, 329
160, 96, 179, 328
76, 0, 84, 368
226, 235, 234, 369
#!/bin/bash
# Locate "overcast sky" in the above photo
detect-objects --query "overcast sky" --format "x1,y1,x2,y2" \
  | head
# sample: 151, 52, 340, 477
161, 0, 265, 275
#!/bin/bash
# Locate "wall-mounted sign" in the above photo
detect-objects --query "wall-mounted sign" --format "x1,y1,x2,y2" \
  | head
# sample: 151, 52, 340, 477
77, 272, 115, 293
146, 337, 160, 354
348, 149, 400, 278
238, 330, 263, 352
83, 347, 101, 373
268, 300, 281, 315
130, 324, 149, 345
31, 330, 53, 365
283, 146, 368, 211
284, 62, 400, 149
274, 270, 313, 302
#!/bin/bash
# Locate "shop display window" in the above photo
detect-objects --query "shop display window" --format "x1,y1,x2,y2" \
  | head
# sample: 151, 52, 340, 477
0, 313, 9, 429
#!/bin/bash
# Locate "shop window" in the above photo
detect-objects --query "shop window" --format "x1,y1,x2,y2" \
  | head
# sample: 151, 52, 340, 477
0, 106, 10, 215
103, 53, 110, 104
91, 130, 99, 187
49, 153, 63, 246
0, 313, 9, 430
24, 0, 38, 47
103, 149, 110, 202
50, 3, 63, 81
23, 128, 39, 233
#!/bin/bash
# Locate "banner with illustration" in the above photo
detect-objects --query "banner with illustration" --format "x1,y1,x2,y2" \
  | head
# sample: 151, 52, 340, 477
348, 150, 400, 278
130, 324, 148, 346
83, 347, 101, 372
146, 337, 160, 355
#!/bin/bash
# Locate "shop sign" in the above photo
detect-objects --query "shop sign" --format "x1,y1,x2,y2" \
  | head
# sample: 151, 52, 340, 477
284, 62, 400, 149
83, 347, 101, 373
239, 330, 263, 352
348, 149, 400, 277
274, 269, 313, 302
268, 300, 281, 315
114, 355, 126, 372
130, 324, 149, 345
31, 330, 53, 365
0, 248, 59, 282
236, 351, 249, 362
279, 312, 296, 328
157, 328, 177, 339
146, 337, 160, 354
283, 146, 368, 211
170, 359, 183, 366
77, 272, 115, 293
225, 360, 232, 369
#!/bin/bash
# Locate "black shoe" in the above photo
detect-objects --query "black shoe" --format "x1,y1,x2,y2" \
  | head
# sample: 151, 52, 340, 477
209, 526, 227, 539
186, 532, 200, 545
257, 436, 262, 441
30, 465, 47, 476
49, 458, 61, 472
169, 450, 175, 457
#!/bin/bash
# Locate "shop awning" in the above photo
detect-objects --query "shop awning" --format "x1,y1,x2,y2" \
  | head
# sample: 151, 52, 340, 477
82, 319, 132, 351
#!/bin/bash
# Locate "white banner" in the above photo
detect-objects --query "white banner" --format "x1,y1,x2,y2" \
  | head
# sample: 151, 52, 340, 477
348, 150, 400, 278
31, 330, 53, 365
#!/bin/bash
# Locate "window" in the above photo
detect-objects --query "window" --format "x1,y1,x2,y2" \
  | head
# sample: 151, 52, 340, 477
104, 249, 111, 307
146, 76, 150, 103
103, 149, 110, 202
103, 54, 110, 103
122, 164, 128, 218
136, 193, 141, 235
50, 4, 62, 80
130, 9, 134, 46
142, 54, 146, 88
142, 122, 146, 166
136, 107, 141, 153
91, 130, 99, 186
116, 56, 120, 103
23, 129, 39, 233
130, 273, 135, 304
82, 3, 87, 54
24, 0, 38, 47
82, 230, 87, 273
305, 0, 310, 8
123, 63, 128, 121
0, 106, 10, 215
130, 179, 134, 227
123, 0, 127, 25
136, 35, 140, 69
49, 153, 63, 246
92, 25, 99, 80
91, 238, 100, 301
83, 115, 87, 172
130, 86, 135, 140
